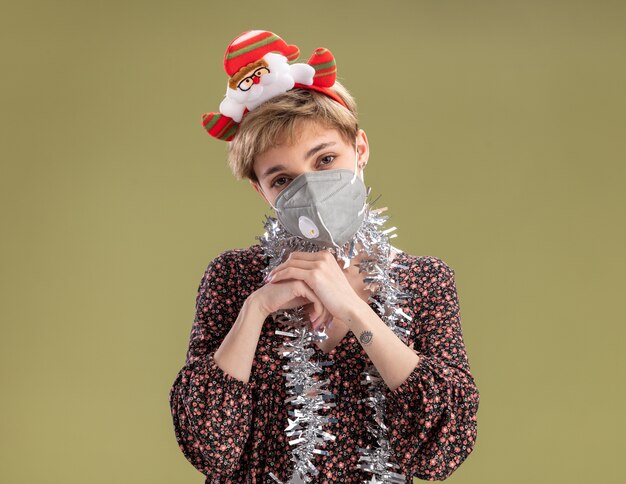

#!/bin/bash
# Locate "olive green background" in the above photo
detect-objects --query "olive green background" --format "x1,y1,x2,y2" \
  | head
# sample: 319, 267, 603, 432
1, 1, 624, 483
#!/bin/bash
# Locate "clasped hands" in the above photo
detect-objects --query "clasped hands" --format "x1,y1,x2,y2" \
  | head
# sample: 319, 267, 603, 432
262, 250, 365, 331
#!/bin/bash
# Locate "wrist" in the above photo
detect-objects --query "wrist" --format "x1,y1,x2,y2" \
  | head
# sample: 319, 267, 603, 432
245, 290, 270, 319
342, 296, 371, 327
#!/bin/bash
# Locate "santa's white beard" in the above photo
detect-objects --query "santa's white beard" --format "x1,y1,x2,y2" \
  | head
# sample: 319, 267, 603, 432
227, 85, 263, 104
247, 76, 294, 110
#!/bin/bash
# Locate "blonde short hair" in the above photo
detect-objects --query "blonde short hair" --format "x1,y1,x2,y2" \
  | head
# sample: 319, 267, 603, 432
227, 80, 359, 183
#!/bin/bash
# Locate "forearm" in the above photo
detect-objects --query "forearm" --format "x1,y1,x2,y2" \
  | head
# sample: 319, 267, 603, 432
346, 298, 420, 392
213, 293, 268, 384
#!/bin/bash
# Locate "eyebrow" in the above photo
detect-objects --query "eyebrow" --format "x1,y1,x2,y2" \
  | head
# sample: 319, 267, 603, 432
261, 141, 337, 180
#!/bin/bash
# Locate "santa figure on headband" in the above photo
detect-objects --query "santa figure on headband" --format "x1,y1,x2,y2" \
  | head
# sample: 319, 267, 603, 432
202, 30, 346, 141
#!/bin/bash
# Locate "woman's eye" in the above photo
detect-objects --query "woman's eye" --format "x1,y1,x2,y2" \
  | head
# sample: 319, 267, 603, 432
271, 177, 289, 188
319, 155, 335, 166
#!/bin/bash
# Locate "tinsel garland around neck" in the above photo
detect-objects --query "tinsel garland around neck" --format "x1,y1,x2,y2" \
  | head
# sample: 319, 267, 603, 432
256, 191, 415, 484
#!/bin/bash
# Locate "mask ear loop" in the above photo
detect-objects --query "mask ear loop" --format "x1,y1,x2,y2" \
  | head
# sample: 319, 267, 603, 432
350, 137, 359, 184
259, 183, 280, 212
351, 136, 368, 216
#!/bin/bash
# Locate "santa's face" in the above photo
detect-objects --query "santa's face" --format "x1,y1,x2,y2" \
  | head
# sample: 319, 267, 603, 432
236, 65, 270, 92
227, 67, 267, 103
226, 53, 291, 104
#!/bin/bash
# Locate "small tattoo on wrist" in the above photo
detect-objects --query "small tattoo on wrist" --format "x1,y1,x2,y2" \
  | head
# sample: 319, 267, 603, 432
359, 330, 373, 346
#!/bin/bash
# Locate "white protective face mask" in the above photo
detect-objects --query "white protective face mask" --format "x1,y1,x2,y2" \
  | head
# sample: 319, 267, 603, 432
260, 138, 367, 248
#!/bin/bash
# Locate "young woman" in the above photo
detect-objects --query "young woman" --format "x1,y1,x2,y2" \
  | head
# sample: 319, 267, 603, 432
169, 30, 479, 483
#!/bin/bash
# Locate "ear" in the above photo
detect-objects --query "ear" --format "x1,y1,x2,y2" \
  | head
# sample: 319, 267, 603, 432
356, 128, 370, 168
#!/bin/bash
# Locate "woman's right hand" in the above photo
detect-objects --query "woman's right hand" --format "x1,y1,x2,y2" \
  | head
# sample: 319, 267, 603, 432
251, 278, 332, 331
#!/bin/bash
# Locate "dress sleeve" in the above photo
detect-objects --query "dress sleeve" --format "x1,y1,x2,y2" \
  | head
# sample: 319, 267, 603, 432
383, 256, 480, 481
168, 249, 257, 480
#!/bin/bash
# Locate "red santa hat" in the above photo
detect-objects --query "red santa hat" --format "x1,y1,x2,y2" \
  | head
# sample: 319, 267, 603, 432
201, 30, 349, 142
223, 30, 300, 77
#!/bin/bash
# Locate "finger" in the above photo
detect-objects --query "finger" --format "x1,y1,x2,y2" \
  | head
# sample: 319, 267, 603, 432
317, 305, 331, 326
271, 267, 318, 287
269, 259, 319, 277
279, 299, 314, 315
312, 305, 332, 331
319, 307, 332, 328
313, 313, 328, 331
321, 310, 332, 329
285, 250, 335, 262
293, 281, 325, 323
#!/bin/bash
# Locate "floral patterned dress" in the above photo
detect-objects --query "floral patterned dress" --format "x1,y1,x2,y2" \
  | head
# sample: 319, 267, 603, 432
169, 243, 480, 483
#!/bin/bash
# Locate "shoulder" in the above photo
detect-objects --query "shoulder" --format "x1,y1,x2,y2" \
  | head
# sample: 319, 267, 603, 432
204, 243, 267, 270
199, 243, 268, 291
393, 252, 461, 330
396, 251, 457, 297
399, 251, 456, 279
231, 243, 269, 274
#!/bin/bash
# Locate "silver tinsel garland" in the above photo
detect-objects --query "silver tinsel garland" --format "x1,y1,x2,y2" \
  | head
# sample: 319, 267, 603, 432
257, 188, 415, 483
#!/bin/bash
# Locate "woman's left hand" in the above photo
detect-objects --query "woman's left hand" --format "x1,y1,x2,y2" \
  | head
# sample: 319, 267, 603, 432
267, 250, 365, 325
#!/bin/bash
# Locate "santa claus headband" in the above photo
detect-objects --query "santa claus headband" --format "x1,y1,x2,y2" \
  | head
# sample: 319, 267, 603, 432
201, 30, 349, 142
